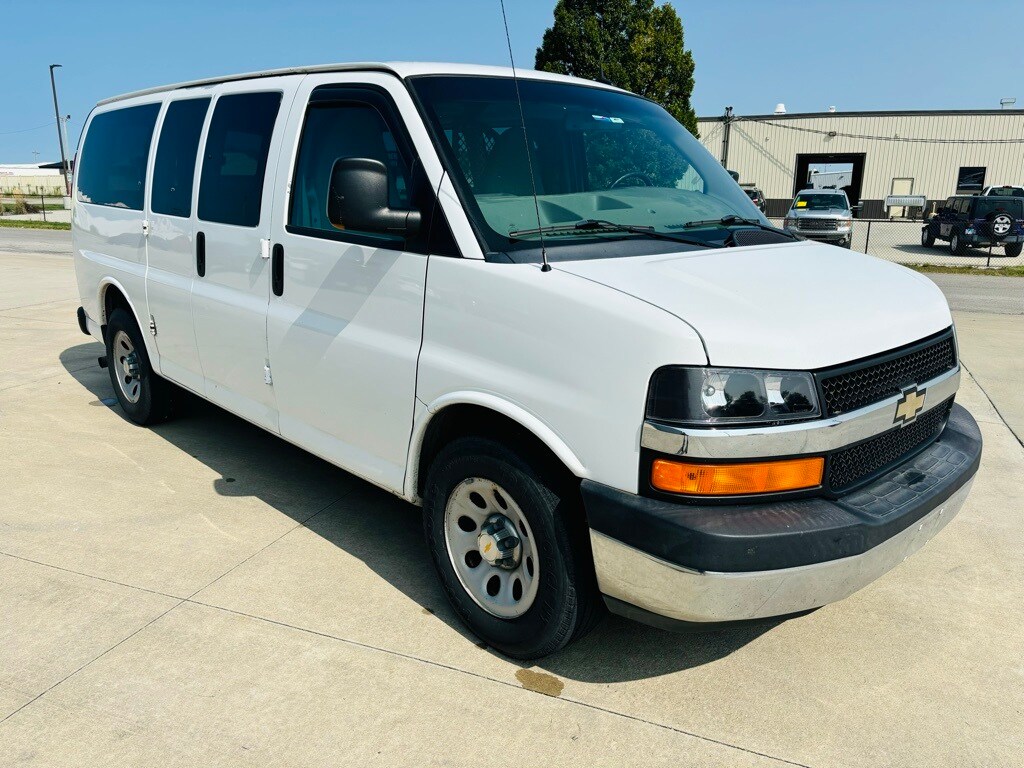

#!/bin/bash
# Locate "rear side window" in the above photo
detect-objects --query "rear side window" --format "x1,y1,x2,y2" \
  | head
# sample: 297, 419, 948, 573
76, 103, 160, 210
151, 98, 210, 217
198, 92, 282, 227
289, 103, 411, 235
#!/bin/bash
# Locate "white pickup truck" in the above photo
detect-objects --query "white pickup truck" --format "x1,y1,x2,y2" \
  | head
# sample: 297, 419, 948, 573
73, 63, 980, 658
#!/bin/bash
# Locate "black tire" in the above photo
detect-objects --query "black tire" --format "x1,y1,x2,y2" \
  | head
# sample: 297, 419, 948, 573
986, 212, 1014, 241
921, 227, 935, 248
104, 308, 174, 425
1006, 242, 1023, 258
422, 436, 602, 659
949, 232, 967, 256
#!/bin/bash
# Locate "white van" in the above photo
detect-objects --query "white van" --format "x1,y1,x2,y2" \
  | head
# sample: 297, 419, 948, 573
73, 63, 980, 658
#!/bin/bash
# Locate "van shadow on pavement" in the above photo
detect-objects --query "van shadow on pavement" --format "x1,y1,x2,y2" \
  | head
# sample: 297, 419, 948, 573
60, 342, 785, 683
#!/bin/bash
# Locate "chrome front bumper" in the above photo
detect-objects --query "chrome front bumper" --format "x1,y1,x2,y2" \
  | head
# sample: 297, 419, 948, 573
586, 403, 981, 627
591, 478, 972, 624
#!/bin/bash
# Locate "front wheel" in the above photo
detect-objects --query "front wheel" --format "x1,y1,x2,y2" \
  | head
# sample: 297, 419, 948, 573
921, 227, 935, 248
422, 437, 601, 659
1005, 242, 1022, 257
104, 308, 174, 425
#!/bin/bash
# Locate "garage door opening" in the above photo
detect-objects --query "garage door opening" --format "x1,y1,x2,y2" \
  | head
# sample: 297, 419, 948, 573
794, 153, 866, 216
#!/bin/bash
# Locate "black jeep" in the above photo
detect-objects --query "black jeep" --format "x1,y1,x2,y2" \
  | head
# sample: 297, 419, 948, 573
922, 195, 1024, 257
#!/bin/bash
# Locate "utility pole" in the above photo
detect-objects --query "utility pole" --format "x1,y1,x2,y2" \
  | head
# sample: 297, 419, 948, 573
720, 106, 733, 168
49, 64, 70, 196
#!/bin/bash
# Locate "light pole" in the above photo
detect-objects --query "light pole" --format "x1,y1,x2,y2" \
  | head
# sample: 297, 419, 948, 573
48, 64, 70, 196
60, 115, 72, 185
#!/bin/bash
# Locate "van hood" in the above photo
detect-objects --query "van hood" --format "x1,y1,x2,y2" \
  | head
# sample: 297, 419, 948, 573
555, 240, 953, 370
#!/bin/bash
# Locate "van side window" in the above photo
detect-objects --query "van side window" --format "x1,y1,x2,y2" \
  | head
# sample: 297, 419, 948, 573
198, 92, 282, 227
289, 103, 410, 236
76, 103, 160, 210
151, 98, 210, 218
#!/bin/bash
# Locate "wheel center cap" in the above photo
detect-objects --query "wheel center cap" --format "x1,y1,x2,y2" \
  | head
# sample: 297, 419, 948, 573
477, 514, 521, 569
121, 352, 139, 379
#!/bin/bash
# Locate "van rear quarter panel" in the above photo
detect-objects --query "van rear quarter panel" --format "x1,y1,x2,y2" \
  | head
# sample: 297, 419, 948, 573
73, 184, 155, 360
73, 95, 163, 362
416, 258, 707, 495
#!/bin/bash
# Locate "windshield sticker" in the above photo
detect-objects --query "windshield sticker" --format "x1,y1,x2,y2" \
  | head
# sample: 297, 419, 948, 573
592, 115, 624, 124
795, 201, 808, 207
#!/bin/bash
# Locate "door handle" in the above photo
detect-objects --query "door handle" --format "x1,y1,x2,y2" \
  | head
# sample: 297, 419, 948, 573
272, 243, 284, 296
196, 231, 206, 277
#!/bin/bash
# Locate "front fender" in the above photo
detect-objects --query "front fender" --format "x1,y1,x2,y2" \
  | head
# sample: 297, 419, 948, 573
404, 391, 588, 502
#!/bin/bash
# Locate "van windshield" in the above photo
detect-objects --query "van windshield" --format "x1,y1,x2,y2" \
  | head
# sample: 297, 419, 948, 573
792, 193, 848, 211
409, 75, 764, 259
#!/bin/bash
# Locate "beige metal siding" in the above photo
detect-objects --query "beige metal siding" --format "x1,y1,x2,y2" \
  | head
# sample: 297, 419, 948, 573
698, 111, 1024, 205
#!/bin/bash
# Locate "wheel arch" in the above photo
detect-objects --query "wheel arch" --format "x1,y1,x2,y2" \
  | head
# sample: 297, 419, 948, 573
97, 278, 158, 362
407, 393, 588, 502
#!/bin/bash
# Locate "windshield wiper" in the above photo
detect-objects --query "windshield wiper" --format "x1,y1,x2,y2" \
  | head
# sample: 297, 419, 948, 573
682, 214, 795, 238
508, 218, 717, 247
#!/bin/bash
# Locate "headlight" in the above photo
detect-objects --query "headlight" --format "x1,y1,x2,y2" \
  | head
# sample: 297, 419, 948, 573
839, 218, 852, 228
784, 217, 796, 227
647, 367, 820, 426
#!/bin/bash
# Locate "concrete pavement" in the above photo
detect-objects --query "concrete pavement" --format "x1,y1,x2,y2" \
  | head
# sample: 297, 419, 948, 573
1, 229, 1022, 767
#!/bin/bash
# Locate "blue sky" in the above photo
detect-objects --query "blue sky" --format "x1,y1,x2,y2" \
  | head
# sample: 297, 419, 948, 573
4, 0, 1023, 162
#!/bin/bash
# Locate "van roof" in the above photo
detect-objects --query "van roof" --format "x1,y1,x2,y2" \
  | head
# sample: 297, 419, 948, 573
97, 62, 623, 106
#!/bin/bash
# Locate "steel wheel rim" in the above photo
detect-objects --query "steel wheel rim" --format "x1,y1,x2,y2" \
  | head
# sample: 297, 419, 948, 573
443, 477, 540, 619
112, 330, 143, 404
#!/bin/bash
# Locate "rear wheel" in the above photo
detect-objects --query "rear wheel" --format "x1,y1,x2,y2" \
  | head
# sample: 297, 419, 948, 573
921, 227, 935, 248
422, 436, 601, 659
104, 308, 174, 425
949, 232, 967, 256
1005, 242, 1022, 257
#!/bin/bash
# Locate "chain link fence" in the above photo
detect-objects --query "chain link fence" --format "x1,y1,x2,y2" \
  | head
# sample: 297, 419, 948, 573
0, 193, 71, 223
767, 216, 1024, 268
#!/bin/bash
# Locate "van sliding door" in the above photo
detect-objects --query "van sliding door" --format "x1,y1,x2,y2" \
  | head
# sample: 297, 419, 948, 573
145, 97, 210, 394
190, 81, 298, 431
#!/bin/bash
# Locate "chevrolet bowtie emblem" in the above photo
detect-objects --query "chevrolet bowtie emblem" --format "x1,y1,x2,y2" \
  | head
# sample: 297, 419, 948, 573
894, 386, 927, 426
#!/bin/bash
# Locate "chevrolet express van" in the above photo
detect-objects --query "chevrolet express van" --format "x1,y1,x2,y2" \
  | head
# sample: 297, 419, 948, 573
73, 63, 981, 659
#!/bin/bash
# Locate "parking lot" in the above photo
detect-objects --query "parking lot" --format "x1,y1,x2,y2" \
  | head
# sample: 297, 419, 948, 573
1, 229, 1022, 767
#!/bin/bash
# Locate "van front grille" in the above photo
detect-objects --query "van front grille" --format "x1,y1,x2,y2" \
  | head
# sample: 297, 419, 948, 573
817, 333, 957, 417
828, 399, 953, 492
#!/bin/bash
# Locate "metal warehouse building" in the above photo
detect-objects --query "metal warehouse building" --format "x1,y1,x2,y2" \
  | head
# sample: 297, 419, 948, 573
697, 109, 1024, 218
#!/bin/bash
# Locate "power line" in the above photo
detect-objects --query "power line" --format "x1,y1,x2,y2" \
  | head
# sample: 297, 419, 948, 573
740, 117, 1024, 145
0, 120, 55, 136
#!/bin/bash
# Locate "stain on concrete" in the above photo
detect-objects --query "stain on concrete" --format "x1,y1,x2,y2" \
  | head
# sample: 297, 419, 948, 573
515, 668, 564, 697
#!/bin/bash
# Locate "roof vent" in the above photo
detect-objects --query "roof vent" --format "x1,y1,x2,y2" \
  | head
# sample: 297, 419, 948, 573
828, 106, 836, 113
774, 103, 787, 115
1000, 97, 1016, 109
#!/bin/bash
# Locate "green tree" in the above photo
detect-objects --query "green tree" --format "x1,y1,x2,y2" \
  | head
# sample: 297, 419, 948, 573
535, 0, 698, 137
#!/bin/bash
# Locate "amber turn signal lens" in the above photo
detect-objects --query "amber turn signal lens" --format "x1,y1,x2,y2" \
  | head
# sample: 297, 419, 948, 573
651, 457, 824, 496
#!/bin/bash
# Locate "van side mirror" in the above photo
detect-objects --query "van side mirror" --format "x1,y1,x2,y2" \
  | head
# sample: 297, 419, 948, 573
327, 158, 421, 238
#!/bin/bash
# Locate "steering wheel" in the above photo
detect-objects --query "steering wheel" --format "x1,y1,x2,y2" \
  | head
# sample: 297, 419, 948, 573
610, 171, 654, 189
